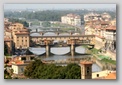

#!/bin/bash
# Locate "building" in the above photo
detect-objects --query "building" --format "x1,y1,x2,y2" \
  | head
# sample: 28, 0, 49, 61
15, 30, 30, 49
110, 19, 116, 26
61, 13, 81, 26
4, 19, 13, 55
84, 15, 116, 50
4, 37, 13, 54
80, 61, 93, 79
101, 12, 111, 21
84, 12, 111, 22
104, 25, 116, 51
92, 70, 116, 79
8, 23, 30, 49
7, 55, 35, 74
84, 12, 101, 22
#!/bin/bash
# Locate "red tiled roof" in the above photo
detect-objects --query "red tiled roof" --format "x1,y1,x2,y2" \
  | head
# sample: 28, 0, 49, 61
20, 29, 29, 32
105, 72, 116, 79
80, 61, 93, 65
15, 32, 29, 35
94, 25, 101, 29
101, 21, 110, 25
105, 26, 116, 30
95, 35, 105, 39
4, 38, 12, 41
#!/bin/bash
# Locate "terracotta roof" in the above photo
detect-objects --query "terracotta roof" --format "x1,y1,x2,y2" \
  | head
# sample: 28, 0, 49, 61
8, 59, 30, 66
95, 35, 105, 39
20, 29, 29, 32
80, 61, 93, 65
105, 26, 116, 30
4, 38, 12, 41
101, 21, 110, 25
94, 25, 101, 29
105, 72, 116, 79
15, 32, 29, 35
12, 23, 23, 25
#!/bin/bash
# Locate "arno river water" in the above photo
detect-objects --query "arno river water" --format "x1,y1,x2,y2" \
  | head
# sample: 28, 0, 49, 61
29, 46, 102, 72
29, 31, 102, 72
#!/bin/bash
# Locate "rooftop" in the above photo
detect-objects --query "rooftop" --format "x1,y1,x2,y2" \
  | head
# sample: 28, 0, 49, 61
105, 71, 116, 79
92, 70, 116, 79
106, 25, 116, 30
65, 13, 81, 18
15, 32, 29, 35
80, 61, 93, 65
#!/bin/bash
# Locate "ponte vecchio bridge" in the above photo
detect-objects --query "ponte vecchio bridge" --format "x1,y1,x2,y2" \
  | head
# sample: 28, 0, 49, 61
30, 34, 95, 56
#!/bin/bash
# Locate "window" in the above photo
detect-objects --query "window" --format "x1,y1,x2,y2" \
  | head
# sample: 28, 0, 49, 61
31, 57, 34, 60
97, 74, 99, 77
21, 68, 24, 72
87, 67, 90, 74
21, 57, 26, 60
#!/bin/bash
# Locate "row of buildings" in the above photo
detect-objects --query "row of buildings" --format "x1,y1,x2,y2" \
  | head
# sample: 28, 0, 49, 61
84, 12, 116, 53
61, 12, 116, 52
4, 19, 30, 54
84, 12, 112, 22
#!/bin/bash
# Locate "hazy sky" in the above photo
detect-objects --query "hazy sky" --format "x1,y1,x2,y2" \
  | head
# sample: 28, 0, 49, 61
4, 4, 116, 10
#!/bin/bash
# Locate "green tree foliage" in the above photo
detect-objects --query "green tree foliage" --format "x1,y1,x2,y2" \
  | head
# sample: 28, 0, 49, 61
4, 69, 12, 79
24, 59, 81, 79
42, 21, 51, 27
4, 10, 116, 21
8, 18, 29, 27
64, 64, 81, 79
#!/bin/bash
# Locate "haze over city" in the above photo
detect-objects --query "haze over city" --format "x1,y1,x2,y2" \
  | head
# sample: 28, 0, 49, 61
4, 4, 116, 10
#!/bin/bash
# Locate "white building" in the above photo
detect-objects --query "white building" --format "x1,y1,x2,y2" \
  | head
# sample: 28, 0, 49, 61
61, 13, 81, 26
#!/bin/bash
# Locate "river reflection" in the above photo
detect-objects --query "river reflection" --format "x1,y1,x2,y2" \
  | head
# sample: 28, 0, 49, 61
29, 46, 86, 55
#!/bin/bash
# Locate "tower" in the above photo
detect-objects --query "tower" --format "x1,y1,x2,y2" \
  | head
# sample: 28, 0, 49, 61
81, 61, 92, 79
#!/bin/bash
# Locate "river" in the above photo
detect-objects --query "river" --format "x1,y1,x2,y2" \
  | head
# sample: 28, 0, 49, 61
29, 46, 102, 72
29, 29, 102, 72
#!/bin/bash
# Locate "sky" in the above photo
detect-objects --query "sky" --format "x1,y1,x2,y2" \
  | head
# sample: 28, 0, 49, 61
4, 4, 116, 10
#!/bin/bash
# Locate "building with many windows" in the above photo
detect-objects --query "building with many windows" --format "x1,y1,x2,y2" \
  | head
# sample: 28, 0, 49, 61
61, 13, 81, 26
8, 23, 30, 49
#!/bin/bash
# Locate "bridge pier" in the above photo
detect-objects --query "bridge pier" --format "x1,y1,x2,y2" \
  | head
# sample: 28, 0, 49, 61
39, 21, 42, 26
46, 45, 50, 57
70, 32, 73, 35
70, 44, 75, 57
28, 22, 32, 27
40, 32, 44, 36
36, 29, 38, 32
56, 32, 59, 36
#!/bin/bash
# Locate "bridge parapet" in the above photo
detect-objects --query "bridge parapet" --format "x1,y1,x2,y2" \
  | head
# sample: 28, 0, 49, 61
30, 35, 95, 46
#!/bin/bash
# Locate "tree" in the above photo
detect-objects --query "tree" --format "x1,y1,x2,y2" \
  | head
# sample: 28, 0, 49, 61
8, 18, 29, 27
4, 69, 12, 79
24, 59, 81, 79
65, 64, 81, 79
42, 21, 51, 27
